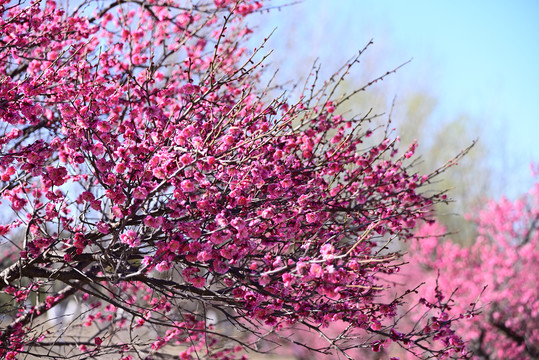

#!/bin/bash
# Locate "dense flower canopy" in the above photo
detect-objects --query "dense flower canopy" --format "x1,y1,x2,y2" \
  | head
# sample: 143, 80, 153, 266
0, 0, 473, 359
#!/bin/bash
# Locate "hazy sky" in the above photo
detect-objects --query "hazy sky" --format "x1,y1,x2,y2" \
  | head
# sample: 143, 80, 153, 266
251, 0, 539, 197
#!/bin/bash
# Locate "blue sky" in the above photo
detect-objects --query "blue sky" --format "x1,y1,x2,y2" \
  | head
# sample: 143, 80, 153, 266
251, 0, 539, 198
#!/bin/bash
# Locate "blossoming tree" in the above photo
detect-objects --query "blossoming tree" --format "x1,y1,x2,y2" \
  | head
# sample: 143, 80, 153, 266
406, 173, 539, 360
0, 0, 474, 359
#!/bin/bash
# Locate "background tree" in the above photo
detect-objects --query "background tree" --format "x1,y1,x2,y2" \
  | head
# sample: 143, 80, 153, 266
393, 94, 490, 244
405, 170, 539, 359
0, 0, 475, 359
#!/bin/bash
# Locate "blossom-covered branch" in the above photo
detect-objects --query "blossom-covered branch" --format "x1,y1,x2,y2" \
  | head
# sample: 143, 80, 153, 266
0, 0, 472, 359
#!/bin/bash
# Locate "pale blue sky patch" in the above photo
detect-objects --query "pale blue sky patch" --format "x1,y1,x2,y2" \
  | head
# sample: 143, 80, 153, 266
249, 0, 539, 197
